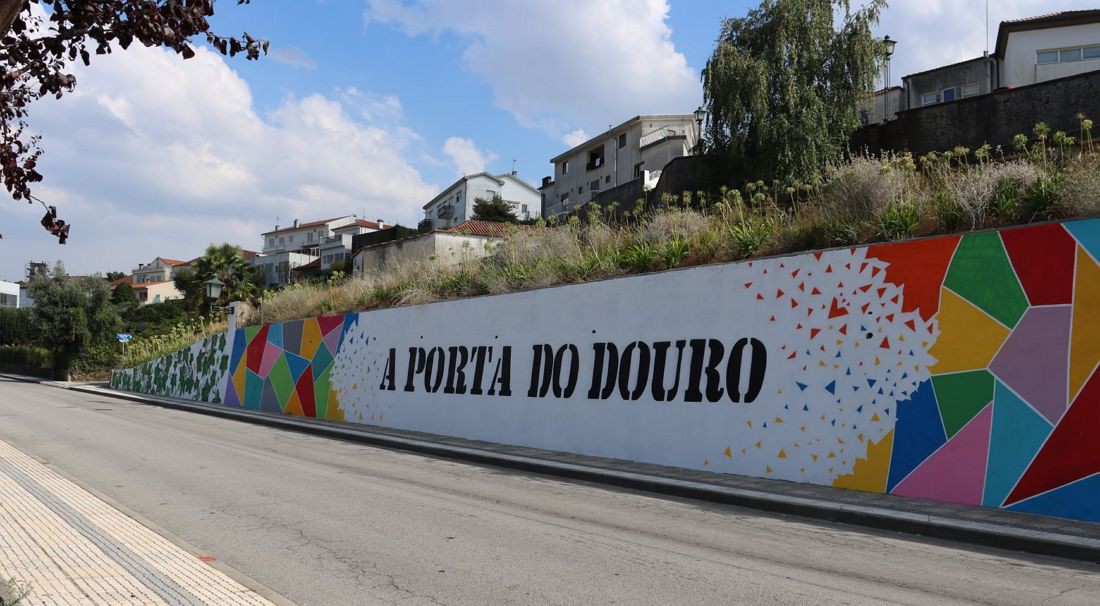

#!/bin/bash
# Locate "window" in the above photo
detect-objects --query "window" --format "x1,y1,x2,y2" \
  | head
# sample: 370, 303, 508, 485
578, 185, 584, 194
268, 238, 274, 247
1038, 46, 1100, 64
560, 193, 570, 204
859, 109, 870, 126
1061, 48, 1083, 62
0, 293, 16, 308
587, 145, 605, 171
289, 234, 295, 243
618, 133, 627, 148
1037, 50, 1059, 64
307, 232, 314, 243
561, 161, 569, 175
1085, 46, 1100, 60
633, 162, 644, 178
942, 87, 956, 102
521, 204, 528, 214
961, 83, 980, 98
590, 179, 600, 192
920, 92, 939, 106
605, 175, 611, 184
279, 236, 286, 245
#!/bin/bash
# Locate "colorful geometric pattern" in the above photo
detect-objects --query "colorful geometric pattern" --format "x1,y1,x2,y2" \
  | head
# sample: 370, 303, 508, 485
865, 220, 1100, 522
220, 314, 356, 421
109, 218, 1100, 524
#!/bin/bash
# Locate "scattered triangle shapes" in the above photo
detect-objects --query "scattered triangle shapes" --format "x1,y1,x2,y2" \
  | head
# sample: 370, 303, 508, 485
931, 370, 994, 438
887, 381, 946, 492
1070, 245, 1100, 401
866, 235, 960, 321
989, 306, 1071, 424
983, 381, 1052, 508
891, 404, 992, 506
928, 289, 1010, 374
268, 354, 295, 405
1064, 218, 1100, 264
260, 377, 282, 414
1000, 223, 1076, 305
267, 322, 284, 350
300, 318, 324, 360
1006, 472, 1100, 523
1005, 368, 1100, 506
833, 430, 893, 493
285, 352, 311, 383
258, 341, 283, 379
338, 315, 358, 354
318, 314, 344, 336
322, 326, 342, 357
243, 369, 264, 410
295, 366, 317, 418
943, 232, 1029, 328
284, 389, 305, 417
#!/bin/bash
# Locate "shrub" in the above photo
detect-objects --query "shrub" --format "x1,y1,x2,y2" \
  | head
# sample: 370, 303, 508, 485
877, 202, 922, 241
0, 307, 38, 346
1059, 158, 1100, 216
0, 345, 52, 369
821, 156, 910, 220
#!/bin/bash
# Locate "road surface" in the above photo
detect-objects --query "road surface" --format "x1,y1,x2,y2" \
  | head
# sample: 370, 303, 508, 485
1, 376, 1098, 605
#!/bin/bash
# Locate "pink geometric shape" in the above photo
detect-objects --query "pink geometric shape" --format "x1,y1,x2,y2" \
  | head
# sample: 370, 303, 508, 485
989, 306, 1071, 424
891, 404, 993, 506
258, 341, 283, 378
322, 326, 342, 356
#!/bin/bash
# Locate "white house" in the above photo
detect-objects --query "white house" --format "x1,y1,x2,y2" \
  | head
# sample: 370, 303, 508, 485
997, 10, 1100, 88
318, 219, 388, 271
540, 114, 701, 218
0, 280, 18, 309
254, 215, 360, 285
420, 172, 540, 231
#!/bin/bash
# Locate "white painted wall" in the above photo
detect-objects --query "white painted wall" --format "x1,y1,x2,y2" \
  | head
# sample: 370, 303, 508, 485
1002, 23, 1100, 88
355, 233, 497, 275
0, 280, 19, 308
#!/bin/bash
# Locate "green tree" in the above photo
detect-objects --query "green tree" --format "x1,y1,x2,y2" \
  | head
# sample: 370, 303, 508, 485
28, 262, 120, 378
472, 195, 519, 223
110, 282, 140, 312
175, 243, 259, 313
702, 0, 888, 186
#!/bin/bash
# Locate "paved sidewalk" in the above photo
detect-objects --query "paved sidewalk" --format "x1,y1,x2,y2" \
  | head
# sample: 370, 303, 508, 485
0, 437, 282, 606
38, 379, 1100, 564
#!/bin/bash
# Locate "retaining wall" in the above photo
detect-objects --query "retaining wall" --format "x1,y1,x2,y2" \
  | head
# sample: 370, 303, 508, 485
111, 219, 1100, 523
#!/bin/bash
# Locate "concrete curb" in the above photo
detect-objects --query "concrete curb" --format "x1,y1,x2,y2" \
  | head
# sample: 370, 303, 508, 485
57, 382, 1100, 564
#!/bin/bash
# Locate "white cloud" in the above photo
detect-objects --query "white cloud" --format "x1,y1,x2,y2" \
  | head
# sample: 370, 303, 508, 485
0, 44, 437, 279
442, 136, 497, 176
561, 129, 589, 148
269, 45, 318, 70
365, 0, 700, 141
875, 1, 1099, 85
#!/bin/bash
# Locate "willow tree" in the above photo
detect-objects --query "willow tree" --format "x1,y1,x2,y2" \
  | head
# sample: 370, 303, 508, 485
702, 0, 888, 186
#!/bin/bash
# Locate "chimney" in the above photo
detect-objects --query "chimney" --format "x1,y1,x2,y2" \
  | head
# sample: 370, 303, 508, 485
511, 170, 517, 176
293, 219, 299, 228
541, 176, 552, 188
376, 218, 385, 228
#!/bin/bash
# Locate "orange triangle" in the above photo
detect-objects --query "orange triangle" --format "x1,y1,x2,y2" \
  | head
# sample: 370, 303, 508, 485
285, 389, 304, 416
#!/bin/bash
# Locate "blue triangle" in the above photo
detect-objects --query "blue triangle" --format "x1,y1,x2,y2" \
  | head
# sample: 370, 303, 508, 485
796, 382, 808, 391
825, 380, 836, 395
887, 381, 947, 492
285, 352, 311, 383
867, 378, 877, 388
1007, 473, 1100, 522
1065, 218, 1100, 264
802, 404, 809, 411
983, 381, 1053, 508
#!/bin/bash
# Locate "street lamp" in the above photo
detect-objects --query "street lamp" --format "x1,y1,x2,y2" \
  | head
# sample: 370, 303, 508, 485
693, 106, 706, 155
882, 35, 897, 88
203, 276, 224, 314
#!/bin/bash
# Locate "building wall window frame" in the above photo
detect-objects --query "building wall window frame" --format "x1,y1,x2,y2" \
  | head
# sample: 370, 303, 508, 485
961, 82, 980, 98
920, 92, 940, 106
941, 87, 956, 102
1038, 45, 1100, 65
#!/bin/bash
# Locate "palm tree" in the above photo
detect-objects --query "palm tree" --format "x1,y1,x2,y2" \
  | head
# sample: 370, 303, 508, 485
178, 244, 259, 312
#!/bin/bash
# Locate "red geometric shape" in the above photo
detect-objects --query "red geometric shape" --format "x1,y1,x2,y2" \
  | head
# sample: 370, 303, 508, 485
879, 336, 890, 349
776, 288, 784, 298
245, 324, 270, 374
295, 366, 317, 418
1004, 368, 1100, 506
868, 235, 961, 321
318, 314, 345, 335
810, 328, 821, 340
828, 298, 848, 319
1000, 223, 1076, 305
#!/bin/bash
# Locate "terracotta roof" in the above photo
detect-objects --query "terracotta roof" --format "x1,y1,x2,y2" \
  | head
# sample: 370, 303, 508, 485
996, 10, 1100, 58
157, 257, 187, 266
445, 220, 527, 238
262, 216, 354, 236
109, 275, 133, 289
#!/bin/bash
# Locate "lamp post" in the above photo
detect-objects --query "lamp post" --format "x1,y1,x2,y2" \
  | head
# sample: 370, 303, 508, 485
882, 35, 897, 89
693, 106, 706, 155
204, 276, 224, 315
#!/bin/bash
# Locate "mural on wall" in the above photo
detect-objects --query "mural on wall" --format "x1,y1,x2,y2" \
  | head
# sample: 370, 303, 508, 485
110, 219, 1100, 523
220, 315, 357, 421
110, 331, 229, 403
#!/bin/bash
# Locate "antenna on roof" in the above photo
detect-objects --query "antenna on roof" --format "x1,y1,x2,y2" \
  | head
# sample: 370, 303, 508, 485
275, 215, 280, 230
986, 0, 990, 55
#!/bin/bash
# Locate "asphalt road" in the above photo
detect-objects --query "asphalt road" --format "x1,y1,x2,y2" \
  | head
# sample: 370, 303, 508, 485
1, 377, 1098, 606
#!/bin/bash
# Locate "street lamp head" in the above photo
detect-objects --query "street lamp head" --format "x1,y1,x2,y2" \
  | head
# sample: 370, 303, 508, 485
882, 35, 897, 59
693, 106, 706, 123
204, 276, 225, 301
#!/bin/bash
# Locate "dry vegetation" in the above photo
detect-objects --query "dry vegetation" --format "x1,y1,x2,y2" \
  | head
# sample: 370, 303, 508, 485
241, 121, 1099, 326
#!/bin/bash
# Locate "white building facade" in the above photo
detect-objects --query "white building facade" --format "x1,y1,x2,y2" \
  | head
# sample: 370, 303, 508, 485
421, 172, 541, 231
0, 280, 19, 308
541, 114, 700, 218
318, 219, 387, 271
998, 12, 1100, 88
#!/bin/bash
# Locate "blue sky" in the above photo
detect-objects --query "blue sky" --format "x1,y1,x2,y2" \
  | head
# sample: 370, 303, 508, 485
0, 0, 1095, 281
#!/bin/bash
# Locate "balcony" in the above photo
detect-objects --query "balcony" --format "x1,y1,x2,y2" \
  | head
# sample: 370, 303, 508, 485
639, 128, 687, 151
436, 204, 454, 219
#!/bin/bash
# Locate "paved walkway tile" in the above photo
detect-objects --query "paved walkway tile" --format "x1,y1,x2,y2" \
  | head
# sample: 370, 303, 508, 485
0, 439, 278, 606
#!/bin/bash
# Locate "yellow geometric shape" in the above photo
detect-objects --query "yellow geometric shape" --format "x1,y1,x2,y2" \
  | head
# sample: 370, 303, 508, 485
724, 446, 732, 458
326, 389, 345, 422
833, 430, 894, 493
284, 390, 304, 417
1071, 246, 1100, 400
232, 358, 246, 399
777, 449, 787, 459
928, 289, 1011, 374
300, 318, 323, 360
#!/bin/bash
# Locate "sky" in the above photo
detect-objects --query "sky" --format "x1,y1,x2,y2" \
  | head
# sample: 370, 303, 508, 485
0, 0, 1095, 281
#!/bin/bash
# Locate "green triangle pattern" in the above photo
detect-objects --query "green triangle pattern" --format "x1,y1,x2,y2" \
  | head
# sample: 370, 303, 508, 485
931, 370, 995, 438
